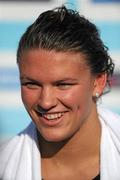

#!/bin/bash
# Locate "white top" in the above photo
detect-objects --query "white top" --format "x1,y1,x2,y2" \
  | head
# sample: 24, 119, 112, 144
0, 106, 120, 180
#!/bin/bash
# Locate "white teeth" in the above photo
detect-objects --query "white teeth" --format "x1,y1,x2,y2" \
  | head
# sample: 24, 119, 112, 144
58, 113, 62, 118
43, 112, 64, 120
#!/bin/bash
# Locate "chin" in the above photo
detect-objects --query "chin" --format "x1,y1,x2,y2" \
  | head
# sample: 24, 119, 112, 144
42, 134, 65, 142
39, 130, 71, 143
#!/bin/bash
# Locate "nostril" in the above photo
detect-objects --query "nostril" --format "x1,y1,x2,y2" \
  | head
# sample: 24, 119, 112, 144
37, 105, 48, 114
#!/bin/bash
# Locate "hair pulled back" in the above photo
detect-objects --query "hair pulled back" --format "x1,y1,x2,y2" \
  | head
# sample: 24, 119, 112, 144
17, 6, 114, 91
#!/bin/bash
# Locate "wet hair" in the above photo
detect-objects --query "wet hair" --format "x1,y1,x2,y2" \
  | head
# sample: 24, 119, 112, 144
17, 5, 114, 91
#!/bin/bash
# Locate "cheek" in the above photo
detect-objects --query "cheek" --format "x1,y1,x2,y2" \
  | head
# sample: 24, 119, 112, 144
21, 88, 39, 108
61, 86, 93, 110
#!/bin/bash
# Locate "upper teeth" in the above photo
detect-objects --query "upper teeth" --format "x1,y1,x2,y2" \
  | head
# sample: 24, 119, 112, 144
42, 112, 64, 120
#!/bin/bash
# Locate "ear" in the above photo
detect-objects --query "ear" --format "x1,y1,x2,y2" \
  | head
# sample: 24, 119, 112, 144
93, 73, 107, 97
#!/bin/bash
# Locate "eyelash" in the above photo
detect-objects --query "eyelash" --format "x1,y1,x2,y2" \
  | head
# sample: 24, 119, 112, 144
22, 82, 37, 85
56, 83, 75, 89
21, 82, 40, 88
21, 82, 75, 89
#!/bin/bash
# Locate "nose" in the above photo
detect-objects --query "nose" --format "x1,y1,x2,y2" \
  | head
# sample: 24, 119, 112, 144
38, 86, 57, 111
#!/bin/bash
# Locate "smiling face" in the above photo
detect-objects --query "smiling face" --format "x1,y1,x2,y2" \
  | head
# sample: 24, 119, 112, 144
18, 49, 105, 142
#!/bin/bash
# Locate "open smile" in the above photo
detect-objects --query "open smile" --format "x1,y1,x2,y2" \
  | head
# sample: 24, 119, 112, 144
41, 112, 65, 120
35, 110, 67, 121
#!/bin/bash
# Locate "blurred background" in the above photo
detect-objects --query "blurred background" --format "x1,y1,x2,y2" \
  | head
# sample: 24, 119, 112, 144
0, 0, 120, 141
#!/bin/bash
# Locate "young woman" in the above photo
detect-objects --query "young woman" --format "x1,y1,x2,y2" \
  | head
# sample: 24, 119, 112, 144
0, 6, 120, 180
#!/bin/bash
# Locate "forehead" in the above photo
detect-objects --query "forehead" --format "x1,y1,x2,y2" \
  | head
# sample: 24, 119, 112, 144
19, 49, 91, 80
19, 49, 88, 66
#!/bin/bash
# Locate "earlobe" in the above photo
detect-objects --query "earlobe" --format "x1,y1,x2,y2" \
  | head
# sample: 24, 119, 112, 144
93, 73, 107, 97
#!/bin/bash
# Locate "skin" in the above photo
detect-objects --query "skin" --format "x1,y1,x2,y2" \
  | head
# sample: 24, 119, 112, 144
18, 49, 106, 179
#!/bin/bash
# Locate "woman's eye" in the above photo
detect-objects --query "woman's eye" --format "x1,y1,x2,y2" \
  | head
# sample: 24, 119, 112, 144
57, 83, 73, 89
22, 82, 40, 89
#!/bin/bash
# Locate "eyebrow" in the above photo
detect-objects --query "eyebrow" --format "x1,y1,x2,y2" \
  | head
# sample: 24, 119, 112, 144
20, 76, 78, 83
21, 76, 33, 80
54, 79, 78, 83
20, 77, 42, 86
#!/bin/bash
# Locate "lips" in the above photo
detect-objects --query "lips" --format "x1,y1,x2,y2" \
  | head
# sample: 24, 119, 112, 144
35, 109, 67, 126
42, 112, 64, 120
35, 110, 65, 121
